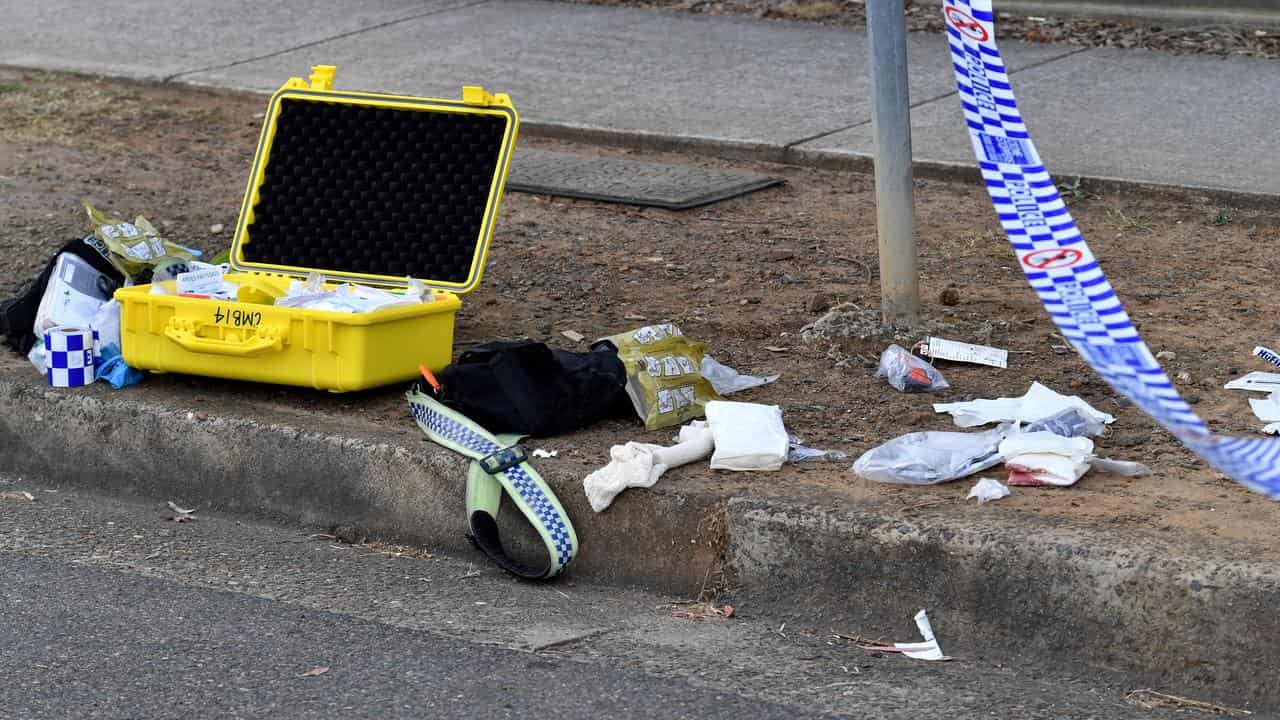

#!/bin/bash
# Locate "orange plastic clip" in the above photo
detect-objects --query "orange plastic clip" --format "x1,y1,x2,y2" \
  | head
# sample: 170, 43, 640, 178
419, 364, 443, 393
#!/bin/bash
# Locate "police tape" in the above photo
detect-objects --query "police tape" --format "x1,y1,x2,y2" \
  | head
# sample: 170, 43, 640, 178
942, 0, 1280, 498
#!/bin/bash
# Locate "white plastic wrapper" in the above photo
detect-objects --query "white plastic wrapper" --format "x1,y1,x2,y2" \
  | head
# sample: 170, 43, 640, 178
34, 253, 113, 335
967, 477, 1011, 504
877, 344, 949, 393
933, 381, 1114, 429
706, 401, 789, 472
276, 273, 435, 313
700, 355, 779, 395
788, 437, 848, 463
89, 299, 122, 351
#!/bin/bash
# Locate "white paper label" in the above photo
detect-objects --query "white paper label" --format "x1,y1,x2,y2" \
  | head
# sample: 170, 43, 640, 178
924, 337, 1008, 368
176, 265, 225, 295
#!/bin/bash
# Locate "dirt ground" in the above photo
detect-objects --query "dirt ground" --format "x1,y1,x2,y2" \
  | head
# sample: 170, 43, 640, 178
563, 0, 1280, 60
3, 68, 1279, 555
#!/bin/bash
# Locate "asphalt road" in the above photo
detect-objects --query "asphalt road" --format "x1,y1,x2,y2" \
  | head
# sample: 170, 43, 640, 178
0, 477, 1189, 719
4, 554, 819, 720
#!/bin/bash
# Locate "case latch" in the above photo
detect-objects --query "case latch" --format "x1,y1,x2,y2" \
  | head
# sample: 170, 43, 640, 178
308, 65, 337, 91
462, 86, 497, 106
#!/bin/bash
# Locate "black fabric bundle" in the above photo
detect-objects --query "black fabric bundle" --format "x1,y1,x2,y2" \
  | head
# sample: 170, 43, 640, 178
429, 340, 633, 437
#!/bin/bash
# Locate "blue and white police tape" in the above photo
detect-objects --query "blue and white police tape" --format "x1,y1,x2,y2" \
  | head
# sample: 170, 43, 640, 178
44, 326, 95, 388
942, 0, 1280, 498
1253, 346, 1280, 370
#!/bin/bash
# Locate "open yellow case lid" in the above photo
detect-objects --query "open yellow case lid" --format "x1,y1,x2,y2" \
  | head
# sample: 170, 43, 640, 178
229, 65, 519, 293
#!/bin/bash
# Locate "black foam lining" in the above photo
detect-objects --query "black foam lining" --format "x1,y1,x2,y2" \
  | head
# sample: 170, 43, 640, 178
245, 98, 506, 283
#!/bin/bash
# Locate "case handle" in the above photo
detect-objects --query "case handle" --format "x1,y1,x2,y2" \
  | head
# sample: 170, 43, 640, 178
164, 320, 285, 357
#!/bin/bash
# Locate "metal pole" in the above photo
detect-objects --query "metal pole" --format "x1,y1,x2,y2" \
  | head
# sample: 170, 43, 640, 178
866, 0, 919, 327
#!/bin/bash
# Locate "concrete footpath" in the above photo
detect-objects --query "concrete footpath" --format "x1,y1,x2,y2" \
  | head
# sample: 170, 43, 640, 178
4, 0, 1280, 199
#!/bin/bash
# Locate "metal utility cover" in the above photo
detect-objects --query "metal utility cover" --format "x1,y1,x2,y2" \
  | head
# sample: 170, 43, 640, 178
507, 149, 783, 210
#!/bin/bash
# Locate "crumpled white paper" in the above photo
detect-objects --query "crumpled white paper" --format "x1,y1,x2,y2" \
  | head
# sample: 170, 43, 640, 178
886, 610, 950, 661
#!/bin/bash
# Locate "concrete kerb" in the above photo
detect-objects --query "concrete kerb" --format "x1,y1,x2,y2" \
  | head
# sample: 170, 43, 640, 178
6, 357, 1280, 710
726, 496, 1280, 711
0, 372, 723, 593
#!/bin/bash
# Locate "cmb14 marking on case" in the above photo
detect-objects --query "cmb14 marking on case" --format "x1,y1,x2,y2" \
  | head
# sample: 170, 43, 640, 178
212, 307, 263, 328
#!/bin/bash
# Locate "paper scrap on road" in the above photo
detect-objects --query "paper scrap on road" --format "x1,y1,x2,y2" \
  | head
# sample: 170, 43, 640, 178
167, 500, 197, 522
532, 448, 558, 458
863, 610, 949, 661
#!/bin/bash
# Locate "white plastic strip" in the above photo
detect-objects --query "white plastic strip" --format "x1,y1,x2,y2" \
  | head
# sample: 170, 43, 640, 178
942, 0, 1280, 498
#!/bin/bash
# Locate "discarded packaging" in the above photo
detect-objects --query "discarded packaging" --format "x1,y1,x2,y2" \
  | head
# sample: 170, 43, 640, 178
600, 324, 721, 431
852, 408, 1105, 485
700, 355, 779, 396
1091, 458, 1152, 477
274, 272, 433, 313
967, 477, 1011, 504
583, 420, 714, 512
1223, 371, 1280, 434
863, 610, 949, 661
532, 448, 558, 458
85, 201, 194, 279
1000, 432, 1093, 486
34, 253, 116, 335
787, 437, 848, 463
852, 427, 1005, 485
1, 235, 126, 356
706, 401, 789, 472
877, 344, 949, 393
919, 336, 1008, 369
1224, 372, 1280, 392
934, 381, 1114, 429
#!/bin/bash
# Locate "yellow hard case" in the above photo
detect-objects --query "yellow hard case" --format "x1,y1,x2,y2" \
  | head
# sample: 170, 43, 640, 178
116, 66, 519, 392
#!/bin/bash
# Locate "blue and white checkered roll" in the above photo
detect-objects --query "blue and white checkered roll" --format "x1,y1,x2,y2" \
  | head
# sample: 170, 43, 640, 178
45, 326, 95, 388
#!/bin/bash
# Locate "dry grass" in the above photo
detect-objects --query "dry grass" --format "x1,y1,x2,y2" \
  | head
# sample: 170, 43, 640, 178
1126, 688, 1252, 716
0, 72, 215, 147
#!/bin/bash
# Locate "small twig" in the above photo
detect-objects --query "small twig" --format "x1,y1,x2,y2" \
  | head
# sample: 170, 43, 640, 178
832, 633, 890, 647
1126, 688, 1252, 716
455, 570, 481, 580
696, 558, 716, 603
831, 256, 874, 283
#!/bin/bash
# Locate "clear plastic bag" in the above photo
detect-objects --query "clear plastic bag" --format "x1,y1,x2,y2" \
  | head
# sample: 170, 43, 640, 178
877, 344, 949, 393
851, 427, 1005, 484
